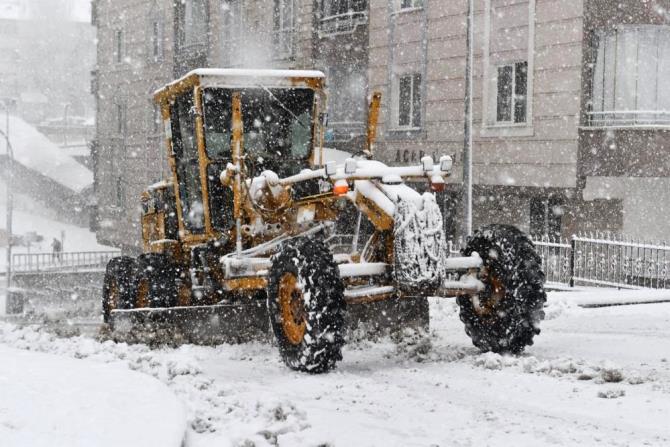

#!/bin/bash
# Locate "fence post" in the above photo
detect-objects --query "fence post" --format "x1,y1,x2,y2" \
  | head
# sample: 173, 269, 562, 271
569, 235, 576, 287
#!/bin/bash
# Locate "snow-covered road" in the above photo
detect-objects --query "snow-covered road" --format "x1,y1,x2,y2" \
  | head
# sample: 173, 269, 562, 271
1, 292, 669, 446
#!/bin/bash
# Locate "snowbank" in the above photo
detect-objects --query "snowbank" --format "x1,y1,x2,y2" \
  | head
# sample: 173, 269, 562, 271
0, 345, 186, 447
2, 115, 93, 193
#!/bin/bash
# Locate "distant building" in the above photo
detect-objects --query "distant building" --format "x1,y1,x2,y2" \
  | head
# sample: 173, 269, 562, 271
0, 0, 95, 126
91, 0, 670, 252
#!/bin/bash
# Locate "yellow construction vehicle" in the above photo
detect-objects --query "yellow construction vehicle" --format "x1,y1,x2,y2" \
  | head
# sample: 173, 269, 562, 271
102, 69, 546, 373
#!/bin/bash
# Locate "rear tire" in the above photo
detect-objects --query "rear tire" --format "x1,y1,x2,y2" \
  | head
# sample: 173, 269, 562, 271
133, 253, 181, 309
457, 225, 546, 354
268, 238, 346, 373
102, 256, 137, 324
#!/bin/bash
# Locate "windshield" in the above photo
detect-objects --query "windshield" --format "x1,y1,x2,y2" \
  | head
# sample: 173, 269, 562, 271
203, 87, 315, 177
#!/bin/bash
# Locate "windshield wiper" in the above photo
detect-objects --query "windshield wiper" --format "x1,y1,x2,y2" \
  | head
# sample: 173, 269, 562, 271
257, 85, 309, 130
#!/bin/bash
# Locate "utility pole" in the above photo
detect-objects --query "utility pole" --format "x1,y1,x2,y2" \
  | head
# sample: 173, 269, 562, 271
462, 0, 474, 237
1, 98, 15, 291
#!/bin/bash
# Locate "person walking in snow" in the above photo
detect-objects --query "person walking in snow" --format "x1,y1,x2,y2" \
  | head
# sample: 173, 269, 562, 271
51, 238, 62, 262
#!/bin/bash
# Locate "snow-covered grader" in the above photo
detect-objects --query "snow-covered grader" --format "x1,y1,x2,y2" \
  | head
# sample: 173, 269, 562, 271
102, 69, 546, 372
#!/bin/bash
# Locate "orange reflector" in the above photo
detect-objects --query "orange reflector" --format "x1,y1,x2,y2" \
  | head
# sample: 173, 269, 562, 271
333, 180, 349, 196
430, 181, 445, 192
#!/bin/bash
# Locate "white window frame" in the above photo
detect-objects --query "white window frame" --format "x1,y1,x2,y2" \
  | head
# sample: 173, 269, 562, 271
392, 72, 422, 130
480, 0, 535, 137
150, 19, 163, 63
222, 0, 243, 67
273, 0, 295, 60
183, 0, 208, 49
495, 61, 528, 125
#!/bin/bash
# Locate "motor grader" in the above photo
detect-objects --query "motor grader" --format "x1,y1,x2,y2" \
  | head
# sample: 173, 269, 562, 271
102, 68, 546, 373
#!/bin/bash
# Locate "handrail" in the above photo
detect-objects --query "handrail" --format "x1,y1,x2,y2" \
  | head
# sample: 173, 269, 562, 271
12, 251, 120, 274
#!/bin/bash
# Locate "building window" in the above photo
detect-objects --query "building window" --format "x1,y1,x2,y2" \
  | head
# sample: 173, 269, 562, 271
398, 0, 423, 10
396, 73, 422, 128
591, 25, 670, 127
116, 176, 124, 207
152, 103, 161, 134
273, 0, 295, 59
183, 0, 208, 49
116, 104, 126, 135
150, 20, 163, 62
496, 61, 527, 123
222, 0, 243, 66
114, 29, 123, 63
530, 196, 563, 238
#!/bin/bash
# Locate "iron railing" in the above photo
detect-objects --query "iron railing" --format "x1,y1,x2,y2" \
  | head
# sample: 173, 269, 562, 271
587, 110, 670, 128
12, 251, 120, 274
452, 233, 670, 290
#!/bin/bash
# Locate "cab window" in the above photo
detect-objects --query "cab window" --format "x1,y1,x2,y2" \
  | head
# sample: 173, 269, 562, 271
171, 93, 205, 233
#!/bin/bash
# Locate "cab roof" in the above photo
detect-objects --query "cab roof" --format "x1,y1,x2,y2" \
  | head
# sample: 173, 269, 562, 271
153, 68, 326, 103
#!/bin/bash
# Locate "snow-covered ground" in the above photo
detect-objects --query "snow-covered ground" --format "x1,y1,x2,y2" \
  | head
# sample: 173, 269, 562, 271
1, 291, 669, 446
0, 345, 186, 447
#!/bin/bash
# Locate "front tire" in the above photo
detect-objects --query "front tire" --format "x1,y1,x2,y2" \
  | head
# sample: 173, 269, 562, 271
457, 225, 546, 354
133, 253, 180, 309
102, 256, 137, 324
268, 238, 346, 373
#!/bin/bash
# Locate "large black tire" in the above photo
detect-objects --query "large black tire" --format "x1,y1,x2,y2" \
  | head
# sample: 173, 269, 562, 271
457, 225, 546, 354
102, 256, 137, 324
134, 253, 180, 309
267, 238, 346, 373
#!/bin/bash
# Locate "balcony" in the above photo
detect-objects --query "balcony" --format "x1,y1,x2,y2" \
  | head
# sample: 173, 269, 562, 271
319, 0, 368, 37
586, 110, 670, 129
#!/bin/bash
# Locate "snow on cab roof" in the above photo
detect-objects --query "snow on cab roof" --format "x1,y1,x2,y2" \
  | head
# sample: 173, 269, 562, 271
1, 115, 93, 193
155, 68, 326, 97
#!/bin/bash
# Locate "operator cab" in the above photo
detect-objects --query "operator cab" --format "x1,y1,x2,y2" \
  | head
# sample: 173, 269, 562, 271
153, 69, 326, 242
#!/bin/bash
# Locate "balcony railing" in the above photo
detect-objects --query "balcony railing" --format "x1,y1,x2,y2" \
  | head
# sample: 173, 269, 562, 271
320, 0, 368, 36
587, 110, 670, 128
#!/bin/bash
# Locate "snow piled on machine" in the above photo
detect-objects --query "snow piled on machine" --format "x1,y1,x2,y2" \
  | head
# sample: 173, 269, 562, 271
394, 192, 448, 290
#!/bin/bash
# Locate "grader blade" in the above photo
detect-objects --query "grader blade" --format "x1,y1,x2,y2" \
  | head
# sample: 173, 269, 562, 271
109, 302, 270, 345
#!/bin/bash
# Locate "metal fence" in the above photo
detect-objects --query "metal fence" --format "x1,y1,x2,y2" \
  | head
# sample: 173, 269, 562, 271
452, 233, 670, 290
12, 251, 120, 274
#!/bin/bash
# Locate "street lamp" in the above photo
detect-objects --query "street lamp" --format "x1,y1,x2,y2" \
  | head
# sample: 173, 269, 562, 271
0, 98, 16, 291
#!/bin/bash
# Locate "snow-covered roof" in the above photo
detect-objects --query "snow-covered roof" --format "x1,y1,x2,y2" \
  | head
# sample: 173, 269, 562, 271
156, 68, 326, 97
1, 115, 93, 193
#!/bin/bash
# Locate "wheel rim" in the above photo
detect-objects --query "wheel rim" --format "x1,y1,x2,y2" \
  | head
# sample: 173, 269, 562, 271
178, 282, 191, 307
136, 278, 150, 308
473, 267, 507, 317
278, 272, 306, 345
108, 281, 120, 312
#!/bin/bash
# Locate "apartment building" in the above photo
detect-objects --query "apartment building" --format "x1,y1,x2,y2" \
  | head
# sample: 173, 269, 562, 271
92, 0, 670, 250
